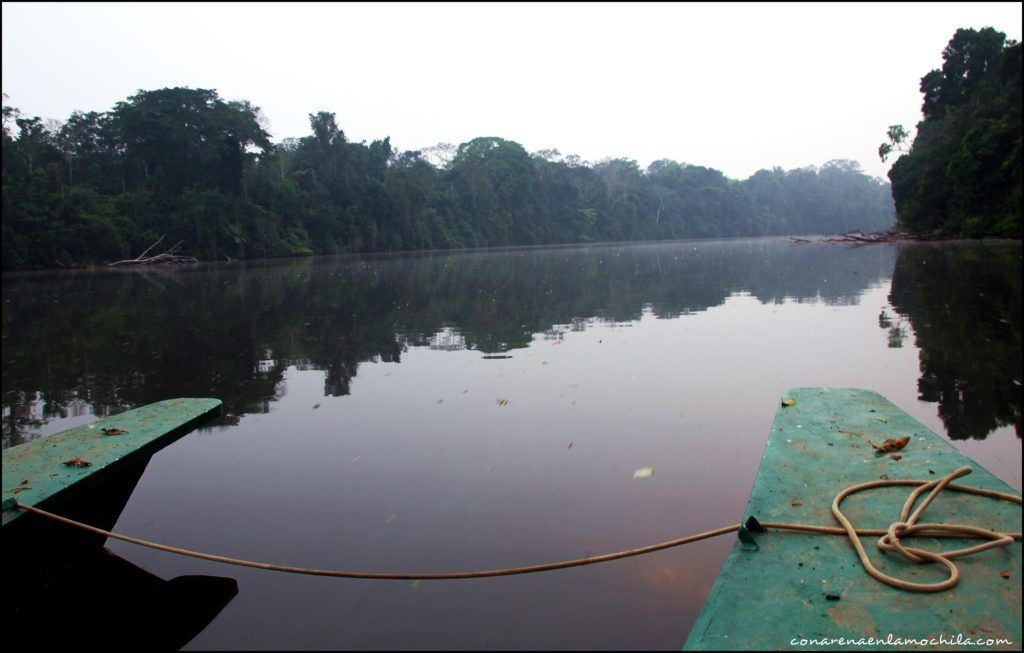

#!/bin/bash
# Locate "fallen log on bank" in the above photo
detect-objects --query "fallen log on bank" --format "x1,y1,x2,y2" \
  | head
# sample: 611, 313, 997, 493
107, 236, 199, 267
822, 230, 946, 244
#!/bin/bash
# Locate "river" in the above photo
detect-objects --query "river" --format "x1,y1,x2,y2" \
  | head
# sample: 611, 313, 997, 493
2, 237, 1020, 649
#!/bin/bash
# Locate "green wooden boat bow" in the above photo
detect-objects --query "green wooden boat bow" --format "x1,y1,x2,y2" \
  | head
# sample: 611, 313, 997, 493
684, 388, 1021, 651
2, 398, 221, 528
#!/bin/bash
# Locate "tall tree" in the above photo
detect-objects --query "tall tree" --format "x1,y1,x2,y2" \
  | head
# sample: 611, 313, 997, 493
883, 28, 1021, 237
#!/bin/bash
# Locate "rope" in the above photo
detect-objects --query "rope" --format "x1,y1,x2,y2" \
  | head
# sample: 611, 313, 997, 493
829, 465, 1020, 592
11, 466, 1021, 589
12, 502, 739, 579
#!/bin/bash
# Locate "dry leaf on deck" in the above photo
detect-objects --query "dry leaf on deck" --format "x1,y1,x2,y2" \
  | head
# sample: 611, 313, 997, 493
102, 428, 128, 435
63, 458, 93, 467
869, 437, 910, 453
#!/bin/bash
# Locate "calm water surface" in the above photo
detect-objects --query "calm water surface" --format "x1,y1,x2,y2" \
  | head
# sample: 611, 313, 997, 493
3, 237, 1021, 650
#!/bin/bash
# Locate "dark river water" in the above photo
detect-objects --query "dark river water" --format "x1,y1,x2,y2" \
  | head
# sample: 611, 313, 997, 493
3, 237, 1021, 650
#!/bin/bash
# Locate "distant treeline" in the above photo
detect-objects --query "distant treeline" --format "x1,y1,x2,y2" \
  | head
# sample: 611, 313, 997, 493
2, 88, 894, 270
881, 27, 1022, 237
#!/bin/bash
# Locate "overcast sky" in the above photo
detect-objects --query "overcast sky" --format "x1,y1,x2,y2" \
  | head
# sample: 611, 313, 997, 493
3, 2, 1021, 181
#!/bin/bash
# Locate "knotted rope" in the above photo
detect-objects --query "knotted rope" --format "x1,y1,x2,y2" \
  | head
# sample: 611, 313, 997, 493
11, 466, 1020, 590
829, 465, 1020, 592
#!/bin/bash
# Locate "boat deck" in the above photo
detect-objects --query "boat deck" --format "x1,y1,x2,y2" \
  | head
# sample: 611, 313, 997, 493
683, 388, 1021, 650
2, 398, 221, 528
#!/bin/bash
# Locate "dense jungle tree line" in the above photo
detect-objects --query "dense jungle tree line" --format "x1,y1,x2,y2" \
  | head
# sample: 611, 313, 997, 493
2, 87, 895, 270
880, 27, 1022, 237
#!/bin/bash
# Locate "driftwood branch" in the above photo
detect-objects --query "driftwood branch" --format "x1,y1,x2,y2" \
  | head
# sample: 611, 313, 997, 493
133, 234, 166, 260
822, 230, 946, 244
108, 235, 199, 267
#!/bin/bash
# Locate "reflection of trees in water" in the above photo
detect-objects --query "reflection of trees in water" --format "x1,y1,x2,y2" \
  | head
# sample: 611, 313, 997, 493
3, 240, 897, 446
878, 309, 907, 348
888, 242, 1022, 440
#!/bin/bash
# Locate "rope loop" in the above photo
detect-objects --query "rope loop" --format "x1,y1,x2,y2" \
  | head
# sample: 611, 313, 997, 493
832, 466, 1021, 593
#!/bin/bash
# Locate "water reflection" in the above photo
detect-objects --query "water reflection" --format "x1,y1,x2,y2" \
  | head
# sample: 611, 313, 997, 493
887, 242, 1022, 440
3, 238, 1020, 447
877, 309, 908, 348
3, 239, 896, 446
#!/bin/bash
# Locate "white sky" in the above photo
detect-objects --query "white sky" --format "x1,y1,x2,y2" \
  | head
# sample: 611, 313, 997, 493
3, 2, 1021, 181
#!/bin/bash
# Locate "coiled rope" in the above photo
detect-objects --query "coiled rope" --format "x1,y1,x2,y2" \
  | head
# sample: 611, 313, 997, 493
12, 466, 1020, 590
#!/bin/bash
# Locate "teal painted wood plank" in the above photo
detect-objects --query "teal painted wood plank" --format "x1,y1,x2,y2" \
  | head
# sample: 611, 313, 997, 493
2, 398, 221, 527
684, 388, 1021, 651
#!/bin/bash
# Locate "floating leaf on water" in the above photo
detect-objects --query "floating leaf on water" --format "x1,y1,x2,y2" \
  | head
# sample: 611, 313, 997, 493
312, 403, 321, 409
102, 428, 128, 435
869, 416, 888, 423
825, 593, 841, 601
63, 458, 92, 467
869, 436, 910, 453
890, 454, 902, 461
1001, 570, 1011, 579
781, 399, 796, 407
633, 466, 654, 479
496, 398, 510, 406
791, 501, 803, 507
411, 579, 422, 589
567, 441, 573, 449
